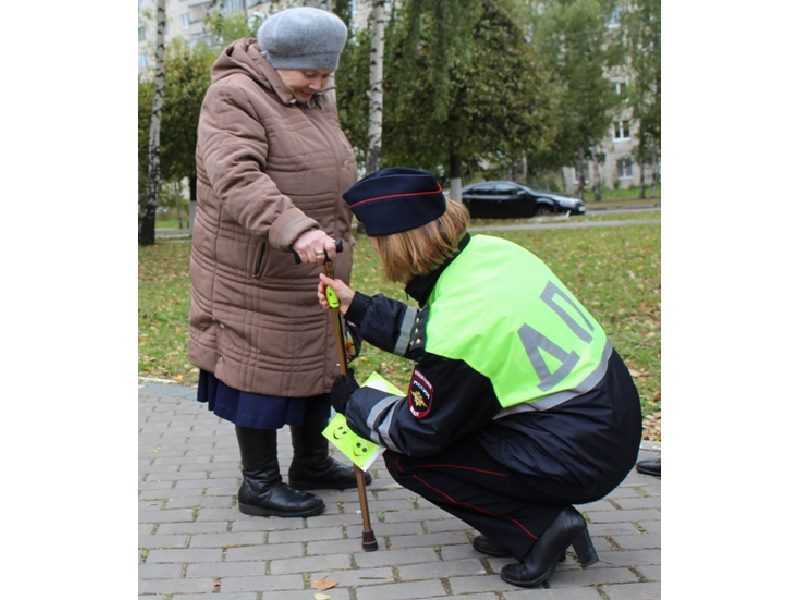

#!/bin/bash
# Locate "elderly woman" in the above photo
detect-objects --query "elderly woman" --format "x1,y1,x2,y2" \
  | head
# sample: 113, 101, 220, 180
318, 168, 642, 588
188, 7, 369, 519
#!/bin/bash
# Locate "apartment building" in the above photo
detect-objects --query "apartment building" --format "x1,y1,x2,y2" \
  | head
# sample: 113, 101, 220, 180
138, 0, 371, 74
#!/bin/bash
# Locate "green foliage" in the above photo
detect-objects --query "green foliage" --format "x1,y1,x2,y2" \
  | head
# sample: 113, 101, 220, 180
335, 28, 371, 160
373, 0, 559, 179
161, 39, 215, 194
138, 81, 154, 205
529, 0, 621, 172
138, 36, 215, 200
204, 11, 258, 46
622, 0, 660, 166
332, 0, 354, 31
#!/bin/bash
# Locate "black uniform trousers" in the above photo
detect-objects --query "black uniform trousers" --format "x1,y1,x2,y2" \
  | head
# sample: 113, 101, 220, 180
384, 436, 616, 562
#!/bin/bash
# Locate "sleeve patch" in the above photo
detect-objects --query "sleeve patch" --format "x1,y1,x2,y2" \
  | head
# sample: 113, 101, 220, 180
407, 369, 433, 418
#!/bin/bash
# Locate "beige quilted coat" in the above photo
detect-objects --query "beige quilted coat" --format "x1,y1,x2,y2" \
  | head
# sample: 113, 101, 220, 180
188, 38, 357, 397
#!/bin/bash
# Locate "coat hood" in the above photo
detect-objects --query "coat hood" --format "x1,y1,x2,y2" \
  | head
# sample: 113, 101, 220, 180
211, 37, 295, 105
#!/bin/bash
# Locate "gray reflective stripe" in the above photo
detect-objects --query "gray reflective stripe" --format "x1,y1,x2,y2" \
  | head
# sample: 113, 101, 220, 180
493, 340, 613, 419
393, 307, 418, 355
377, 399, 403, 453
366, 394, 404, 433
518, 323, 580, 392
540, 281, 594, 342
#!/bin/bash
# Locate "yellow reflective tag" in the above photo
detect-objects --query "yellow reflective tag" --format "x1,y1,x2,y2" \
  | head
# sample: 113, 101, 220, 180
325, 286, 340, 309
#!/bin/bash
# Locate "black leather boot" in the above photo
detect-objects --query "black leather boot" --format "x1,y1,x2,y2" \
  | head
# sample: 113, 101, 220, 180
500, 507, 598, 588
473, 535, 565, 562
235, 426, 324, 518
287, 402, 372, 491
636, 458, 661, 477
473, 535, 512, 557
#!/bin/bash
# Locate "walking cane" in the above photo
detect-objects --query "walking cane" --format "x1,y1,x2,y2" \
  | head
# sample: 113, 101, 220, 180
322, 248, 379, 552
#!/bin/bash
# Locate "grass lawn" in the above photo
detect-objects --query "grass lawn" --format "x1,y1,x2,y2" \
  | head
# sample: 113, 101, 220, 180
139, 223, 661, 436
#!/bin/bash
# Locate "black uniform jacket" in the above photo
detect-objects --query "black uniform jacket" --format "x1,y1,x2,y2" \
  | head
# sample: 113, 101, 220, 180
343, 235, 641, 492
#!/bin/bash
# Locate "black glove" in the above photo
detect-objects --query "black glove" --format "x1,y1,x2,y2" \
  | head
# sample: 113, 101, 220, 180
330, 368, 358, 414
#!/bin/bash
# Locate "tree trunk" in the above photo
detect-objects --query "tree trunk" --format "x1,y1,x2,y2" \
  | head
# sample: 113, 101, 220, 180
589, 147, 602, 201
449, 148, 463, 203
139, 0, 166, 246
576, 159, 586, 202
510, 156, 526, 183
636, 140, 648, 199
188, 174, 197, 233
639, 163, 647, 199
175, 181, 185, 229
366, 0, 385, 174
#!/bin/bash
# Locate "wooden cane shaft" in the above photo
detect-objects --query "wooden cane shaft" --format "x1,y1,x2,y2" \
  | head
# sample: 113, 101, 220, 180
324, 259, 375, 544
355, 467, 373, 531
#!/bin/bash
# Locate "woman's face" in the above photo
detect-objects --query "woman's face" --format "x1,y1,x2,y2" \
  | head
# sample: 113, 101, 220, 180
276, 69, 333, 103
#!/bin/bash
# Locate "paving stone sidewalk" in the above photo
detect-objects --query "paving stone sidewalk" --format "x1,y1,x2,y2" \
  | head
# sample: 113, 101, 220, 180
139, 380, 660, 600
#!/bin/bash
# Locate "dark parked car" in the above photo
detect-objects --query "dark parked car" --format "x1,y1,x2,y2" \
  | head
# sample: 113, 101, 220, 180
461, 181, 586, 219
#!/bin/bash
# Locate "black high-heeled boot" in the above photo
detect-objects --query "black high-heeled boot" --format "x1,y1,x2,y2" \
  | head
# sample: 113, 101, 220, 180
287, 401, 372, 491
500, 506, 598, 588
235, 426, 324, 518
473, 535, 566, 562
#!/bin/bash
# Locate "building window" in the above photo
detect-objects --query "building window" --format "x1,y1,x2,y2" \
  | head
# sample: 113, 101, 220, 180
615, 81, 627, 96
222, 0, 245, 14
613, 120, 631, 141
617, 158, 634, 179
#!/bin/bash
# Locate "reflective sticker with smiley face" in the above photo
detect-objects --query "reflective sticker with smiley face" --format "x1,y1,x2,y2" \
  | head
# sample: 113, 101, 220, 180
321, 413, 383, 471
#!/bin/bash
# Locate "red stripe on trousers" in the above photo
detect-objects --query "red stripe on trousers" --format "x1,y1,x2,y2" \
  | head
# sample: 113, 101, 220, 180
411, 473, 538, 542
411, 463, 510, 477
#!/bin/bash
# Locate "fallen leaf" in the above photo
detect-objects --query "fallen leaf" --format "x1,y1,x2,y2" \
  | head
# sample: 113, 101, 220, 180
628, 368, 642, 378
212, 577, 221, 591
311, 577, 337, 591
314, 594, 332, 600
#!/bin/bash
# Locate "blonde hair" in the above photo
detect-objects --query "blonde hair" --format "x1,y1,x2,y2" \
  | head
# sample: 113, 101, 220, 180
372, 199, 470, 283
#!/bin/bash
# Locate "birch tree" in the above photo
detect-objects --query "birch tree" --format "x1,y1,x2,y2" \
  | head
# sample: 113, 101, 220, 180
366, 0, 386, 174
139, 0, 166, 246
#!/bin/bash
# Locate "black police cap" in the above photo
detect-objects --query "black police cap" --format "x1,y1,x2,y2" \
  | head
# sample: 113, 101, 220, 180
343, 168, 446, 236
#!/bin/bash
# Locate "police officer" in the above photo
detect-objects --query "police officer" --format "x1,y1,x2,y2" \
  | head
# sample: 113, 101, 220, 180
318, 168, 642, 588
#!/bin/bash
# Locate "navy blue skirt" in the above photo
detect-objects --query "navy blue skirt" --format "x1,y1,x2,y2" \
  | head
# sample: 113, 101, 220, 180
197, 370, 331, 429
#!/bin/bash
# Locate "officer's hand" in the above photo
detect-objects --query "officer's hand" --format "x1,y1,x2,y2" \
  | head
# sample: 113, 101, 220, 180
330, 368, 358, 414
318, 273, 355, 313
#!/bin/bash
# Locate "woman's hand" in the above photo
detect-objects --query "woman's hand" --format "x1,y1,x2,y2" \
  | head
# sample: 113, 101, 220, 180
293, 229, 337, 265
318, 273, 355, 314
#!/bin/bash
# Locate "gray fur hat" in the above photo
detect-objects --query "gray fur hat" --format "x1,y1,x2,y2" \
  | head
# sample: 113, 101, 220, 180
257, 7, 347, 72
